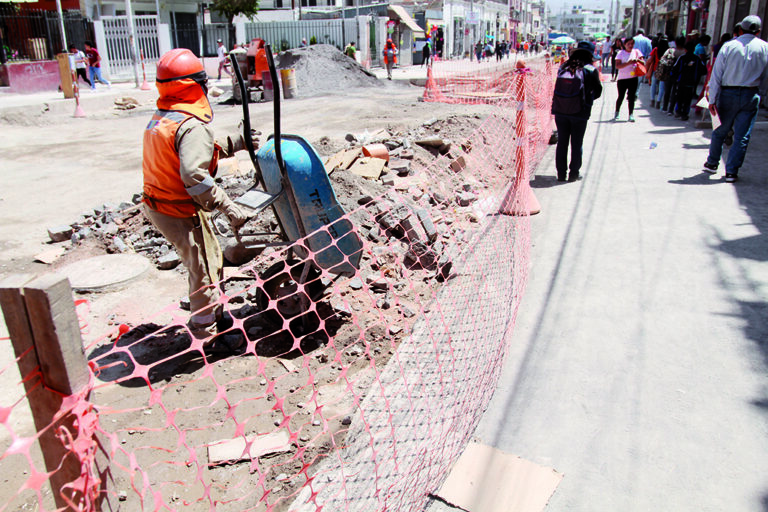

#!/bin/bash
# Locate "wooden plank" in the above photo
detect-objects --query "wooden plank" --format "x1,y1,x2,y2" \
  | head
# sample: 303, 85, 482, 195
208, 430, 292, 464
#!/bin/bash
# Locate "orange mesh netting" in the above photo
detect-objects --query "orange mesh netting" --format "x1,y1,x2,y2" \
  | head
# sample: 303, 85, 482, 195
0, 58, 556, 511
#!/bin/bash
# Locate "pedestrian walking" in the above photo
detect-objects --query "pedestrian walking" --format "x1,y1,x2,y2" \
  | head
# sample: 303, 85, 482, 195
646, 36, 669, 107
421, 41, 431, 67
84, 40, 110, 89
611, 37, 623, 80
601, 37, 612, 69
68, 44, 92, 88
383, 38, 398, 80
704, 15, 768, 183
670, 41, 707, 121
663, 36, 687, 114
216, 39, 231, 80
142, 48, 255, 351
551, 41, 603, 182
613, 37, 644, 122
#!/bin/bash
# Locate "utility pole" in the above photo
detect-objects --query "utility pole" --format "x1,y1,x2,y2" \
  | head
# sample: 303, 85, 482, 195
631, 0, 638, 35
55, 0, 67, 51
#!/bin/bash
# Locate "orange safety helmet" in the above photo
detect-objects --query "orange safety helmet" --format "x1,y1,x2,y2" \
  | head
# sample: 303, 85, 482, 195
155, 48, 212, 122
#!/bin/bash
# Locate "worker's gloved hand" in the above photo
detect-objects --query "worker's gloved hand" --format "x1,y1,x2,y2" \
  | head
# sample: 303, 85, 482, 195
230, 121, 262, 153
219, 199, 249, 233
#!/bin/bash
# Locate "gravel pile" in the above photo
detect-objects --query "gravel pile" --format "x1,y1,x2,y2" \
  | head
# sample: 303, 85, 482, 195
275, 44, 381, 96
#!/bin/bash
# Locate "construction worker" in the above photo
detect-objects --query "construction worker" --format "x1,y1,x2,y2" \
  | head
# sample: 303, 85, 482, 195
383, 38, 398, 80
142, 48, 252, 351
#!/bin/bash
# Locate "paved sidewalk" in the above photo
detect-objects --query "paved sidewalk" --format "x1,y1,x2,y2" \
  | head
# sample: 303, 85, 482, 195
430, 83, 768, 510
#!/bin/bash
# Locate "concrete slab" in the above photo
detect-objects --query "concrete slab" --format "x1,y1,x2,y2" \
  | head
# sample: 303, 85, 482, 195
57, 254, 151, 292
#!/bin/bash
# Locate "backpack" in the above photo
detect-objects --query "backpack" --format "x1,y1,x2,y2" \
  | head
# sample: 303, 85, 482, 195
552, 65, 586, 115
655, 49, 676, 81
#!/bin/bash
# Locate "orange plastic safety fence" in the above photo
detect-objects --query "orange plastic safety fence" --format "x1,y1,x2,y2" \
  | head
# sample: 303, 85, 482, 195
0, 61, 556, 512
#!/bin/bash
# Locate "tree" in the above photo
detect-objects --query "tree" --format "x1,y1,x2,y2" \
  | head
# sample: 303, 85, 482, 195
211, 0, 260, 49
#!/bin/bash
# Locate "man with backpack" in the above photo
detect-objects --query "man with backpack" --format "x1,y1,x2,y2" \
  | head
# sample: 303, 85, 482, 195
551, 41, 603, 182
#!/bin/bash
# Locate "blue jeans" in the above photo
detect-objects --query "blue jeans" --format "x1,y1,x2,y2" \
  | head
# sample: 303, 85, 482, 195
655, 79, 666, 103
89, 66, 110, 88
554, 115, 589, 179
650, 75, 660, 102
706, 88, 760, 175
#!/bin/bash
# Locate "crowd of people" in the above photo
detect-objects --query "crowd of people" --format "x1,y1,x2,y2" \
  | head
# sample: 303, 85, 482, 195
552, 15, 768, 184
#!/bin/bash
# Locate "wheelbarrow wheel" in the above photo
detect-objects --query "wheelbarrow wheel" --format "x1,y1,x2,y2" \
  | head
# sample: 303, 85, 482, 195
256, 260, 324, 319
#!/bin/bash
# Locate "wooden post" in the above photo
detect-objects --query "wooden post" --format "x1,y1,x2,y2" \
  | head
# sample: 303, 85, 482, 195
0, 273, 92, 510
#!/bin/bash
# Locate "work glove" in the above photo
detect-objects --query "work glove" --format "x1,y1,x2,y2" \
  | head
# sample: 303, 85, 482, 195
218, 197, 249, 234
228, 121, 262, 154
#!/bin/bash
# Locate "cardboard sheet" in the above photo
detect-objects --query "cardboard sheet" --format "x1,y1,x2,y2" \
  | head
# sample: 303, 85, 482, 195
435, 443, 563, 512
347, 157, 386, 179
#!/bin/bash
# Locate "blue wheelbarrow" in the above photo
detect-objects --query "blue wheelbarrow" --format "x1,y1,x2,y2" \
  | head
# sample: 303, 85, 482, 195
223, 46, 363, 318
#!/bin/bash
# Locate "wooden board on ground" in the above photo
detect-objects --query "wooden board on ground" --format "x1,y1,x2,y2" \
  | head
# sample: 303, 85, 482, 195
208, 430, 292, 464
347, 157, 386, 180
324, 149, 361, 174
434, 442, 562, 512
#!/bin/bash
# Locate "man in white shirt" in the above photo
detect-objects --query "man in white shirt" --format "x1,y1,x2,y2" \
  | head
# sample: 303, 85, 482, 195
703, 15, 768, 182
216, 39, 231, 80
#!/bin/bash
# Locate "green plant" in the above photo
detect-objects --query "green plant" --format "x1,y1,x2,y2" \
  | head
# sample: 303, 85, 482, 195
211, 0, 260, 48
309, 35, 317, 45
280, 39, 289, 52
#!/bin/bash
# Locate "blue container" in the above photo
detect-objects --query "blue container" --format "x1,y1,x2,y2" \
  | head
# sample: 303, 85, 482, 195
257, 135, 363, 276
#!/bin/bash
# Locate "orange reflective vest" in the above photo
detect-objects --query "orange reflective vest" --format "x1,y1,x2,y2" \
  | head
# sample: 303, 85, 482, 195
142, 110, 219, 218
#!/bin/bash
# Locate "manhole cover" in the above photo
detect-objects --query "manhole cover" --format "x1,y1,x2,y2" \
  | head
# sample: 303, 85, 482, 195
58, 254, 151, 291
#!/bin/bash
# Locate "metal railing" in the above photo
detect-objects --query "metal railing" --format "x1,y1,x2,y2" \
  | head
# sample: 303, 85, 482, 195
0, 8, 93, 63
101, 15, 159, 80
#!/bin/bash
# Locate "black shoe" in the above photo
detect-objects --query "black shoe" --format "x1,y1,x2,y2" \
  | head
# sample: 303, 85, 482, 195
702, 161, 718, 174
724, 173, 737, 183
557, 173, 567, 182
567, 172, 581, 182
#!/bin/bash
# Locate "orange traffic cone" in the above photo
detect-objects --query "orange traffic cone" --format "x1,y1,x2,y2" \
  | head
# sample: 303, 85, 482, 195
72, 73, 86, 118
140, 50, 151, 90
499, 70, 540, 216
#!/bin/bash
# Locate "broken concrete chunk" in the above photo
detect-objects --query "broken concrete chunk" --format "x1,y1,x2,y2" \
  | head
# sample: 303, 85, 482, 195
388, 325, 403, 335
415, 209, 438, 242
438, 141, 452, 154
348, 277, 364, 290
381, 174, 395, 186
222, 239, 261, 266
404, 241, 438, 270
456, 191, 477, 207
388, 158, 411, 176
357, 195, 374, 205
450, 155, 467, 172
112, 236, 128, 253
157, 251, 181, 270
48, 225, 74, 243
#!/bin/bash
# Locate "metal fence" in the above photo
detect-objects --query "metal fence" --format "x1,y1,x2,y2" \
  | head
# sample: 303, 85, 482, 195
101, 15, 159, 80
0, 8, 93, 63
245, 19, 359, 52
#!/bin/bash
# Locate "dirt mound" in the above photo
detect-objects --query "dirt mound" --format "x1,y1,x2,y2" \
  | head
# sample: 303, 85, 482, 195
275, 44, 381, 97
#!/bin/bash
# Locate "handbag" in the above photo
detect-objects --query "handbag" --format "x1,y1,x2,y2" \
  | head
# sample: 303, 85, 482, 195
632, 60, 647, 78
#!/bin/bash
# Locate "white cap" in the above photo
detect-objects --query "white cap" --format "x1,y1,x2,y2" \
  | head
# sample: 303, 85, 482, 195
740, 15, 761, 33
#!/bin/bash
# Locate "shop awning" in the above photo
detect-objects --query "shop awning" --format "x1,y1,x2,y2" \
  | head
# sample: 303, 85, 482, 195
388, 5, 425, 37
427, 18, 445, 26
